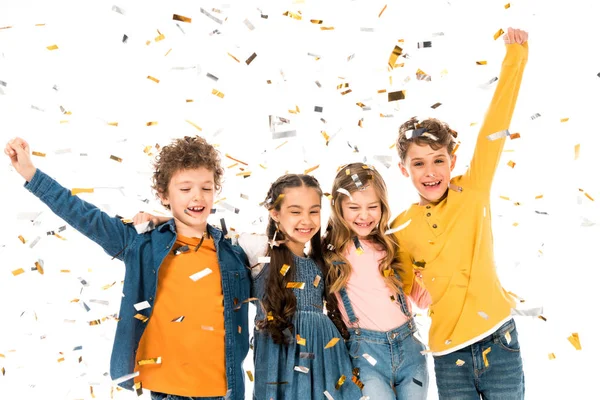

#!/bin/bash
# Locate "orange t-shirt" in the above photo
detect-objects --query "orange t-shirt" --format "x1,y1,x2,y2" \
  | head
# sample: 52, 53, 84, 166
134, 234, 226, 396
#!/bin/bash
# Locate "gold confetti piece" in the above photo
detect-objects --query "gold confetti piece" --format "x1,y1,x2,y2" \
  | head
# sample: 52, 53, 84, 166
296, 334, 306, 346
275, 140, 288, 149
134, 314, 149, 323
378, 4, 388, 17
320, 26, 334, 31
89, 319, 102, 326
107, 121, 119, 127
476, 61, 488, 65
456, 359, 465, 366
493, 28, 504, 40
574, 144, 580, 160
267, 311, 274, 321
226, 154, 248, 166
212, 89, 225, 98
146, 121, 158, 126
246, 370, 254, 381
512, 222, 519, 227
538, 315, 547, 322
0, 26, 13, 30
500, 196, 510, 200
504, 331, 512, 345
304, 165, 319, 174
137, 357, 162, 365
335, 375, 346, 390
173, 14, 192, 23
294, 366, 309, 373
110, 155, 122, 163
309, 275, 321, 289
171, 316, 185, 323
60, 269, 70, 273
482, 347, 491, 367
1, 367, 4, 376
507, 160, 516, 168
286, 282, 305, 289
383, 268, 392, 277
147, 76, 159, 83
579, 189, 594, 201
35, 261, 44, 275
388, 45, 403, 69
325, 337, 340, 349
245, 52, 257, 65
568, 333, 582, 350
47, 44, 59, 50
431, 102, 442, 109
510, 132, 521, 140
18, 235, 26, 244
12, 268, 25, 276
283, 11, 302, 20
310, 19, 323, 24
561, 117, 569, 122
505, 3, 511, 8
388, 90, 406, 101
32, 151, 46, 157
280, 264, 291, 276
227, 52, 240, 63
185, 120, 202, 131
236, 171, 252, 177
548, 353, 556, 360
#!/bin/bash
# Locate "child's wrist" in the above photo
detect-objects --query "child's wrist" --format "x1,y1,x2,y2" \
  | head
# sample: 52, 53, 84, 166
23, 167, 36, 182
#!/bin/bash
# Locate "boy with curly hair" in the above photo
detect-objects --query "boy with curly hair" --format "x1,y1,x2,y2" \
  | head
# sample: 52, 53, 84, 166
5, 135, 250, 400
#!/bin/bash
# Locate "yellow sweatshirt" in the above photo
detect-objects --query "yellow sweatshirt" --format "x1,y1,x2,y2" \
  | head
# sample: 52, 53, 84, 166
392, 43, 528, 354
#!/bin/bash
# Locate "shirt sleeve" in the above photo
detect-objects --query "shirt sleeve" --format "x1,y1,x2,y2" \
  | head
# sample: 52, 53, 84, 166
464, 43, 528, 191
237, 233, 269, 278
409, 278, 432, 309
24, 169, 135, 261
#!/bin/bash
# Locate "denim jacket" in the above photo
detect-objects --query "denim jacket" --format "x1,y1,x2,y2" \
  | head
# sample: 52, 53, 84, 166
25, 169, 250, 400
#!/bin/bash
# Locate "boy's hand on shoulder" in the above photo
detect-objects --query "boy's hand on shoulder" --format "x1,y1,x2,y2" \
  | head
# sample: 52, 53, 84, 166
4, 137, 36, 181
503, 27, 528, 45
133, 212, 171, 227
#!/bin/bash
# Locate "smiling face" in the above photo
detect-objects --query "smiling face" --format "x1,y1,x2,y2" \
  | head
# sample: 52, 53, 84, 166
270, 185, 321, 257
400, 143, 457, 205
340, 185, 382, 240
159, 167, 216, 237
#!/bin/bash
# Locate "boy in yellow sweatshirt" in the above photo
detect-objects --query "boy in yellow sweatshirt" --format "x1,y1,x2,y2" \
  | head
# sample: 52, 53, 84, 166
391, 28, 529, 399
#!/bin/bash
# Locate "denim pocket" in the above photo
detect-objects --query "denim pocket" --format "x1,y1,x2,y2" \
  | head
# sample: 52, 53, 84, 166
496, 323, 520, 352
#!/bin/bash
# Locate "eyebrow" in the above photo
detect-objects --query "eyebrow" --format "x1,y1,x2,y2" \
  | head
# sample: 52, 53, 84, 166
411, 153, 447, 161
175, 180, 214, 185
287, 204, 321, 209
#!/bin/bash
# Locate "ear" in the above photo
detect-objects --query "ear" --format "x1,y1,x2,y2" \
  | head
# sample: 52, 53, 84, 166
398, 161, 410, 178
450, 154, 457, 172
158, 190, 170, 207
269, 208, 280, 223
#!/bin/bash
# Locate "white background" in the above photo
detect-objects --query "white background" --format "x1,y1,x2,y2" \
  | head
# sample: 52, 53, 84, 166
1, 0, 599, 399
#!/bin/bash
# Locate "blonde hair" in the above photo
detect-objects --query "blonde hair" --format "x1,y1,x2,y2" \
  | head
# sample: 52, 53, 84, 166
323, 163, 404, 295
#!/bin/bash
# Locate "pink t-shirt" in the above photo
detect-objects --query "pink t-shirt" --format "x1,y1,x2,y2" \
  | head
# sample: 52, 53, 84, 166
336, 239, 431, 332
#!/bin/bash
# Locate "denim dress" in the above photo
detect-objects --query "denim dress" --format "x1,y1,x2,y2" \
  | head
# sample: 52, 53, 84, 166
252, 255, 363, 400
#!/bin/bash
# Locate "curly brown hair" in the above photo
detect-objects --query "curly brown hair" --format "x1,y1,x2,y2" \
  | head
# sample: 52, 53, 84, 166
151, 136, 224, 209
396, 117, 458, 163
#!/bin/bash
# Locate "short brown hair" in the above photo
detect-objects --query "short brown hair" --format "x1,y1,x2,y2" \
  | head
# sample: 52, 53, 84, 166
396, 117, 458, 163
152, 136, 224, 208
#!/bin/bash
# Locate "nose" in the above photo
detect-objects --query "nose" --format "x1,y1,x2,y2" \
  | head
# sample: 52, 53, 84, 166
359, 208, 369, 219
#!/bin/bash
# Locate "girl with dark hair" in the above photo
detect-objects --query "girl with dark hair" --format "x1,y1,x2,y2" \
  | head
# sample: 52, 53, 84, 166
239, 174, 362, 400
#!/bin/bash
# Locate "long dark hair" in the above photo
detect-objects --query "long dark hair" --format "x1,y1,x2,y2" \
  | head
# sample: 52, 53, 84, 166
257, 174, 348, 343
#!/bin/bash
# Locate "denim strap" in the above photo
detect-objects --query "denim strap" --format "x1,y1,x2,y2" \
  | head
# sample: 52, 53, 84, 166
396, 288, 412, 318
339, 288, 359, 325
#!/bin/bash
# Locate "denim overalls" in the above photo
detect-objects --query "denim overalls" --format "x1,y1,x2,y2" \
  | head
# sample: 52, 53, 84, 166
339, 287, 429, 399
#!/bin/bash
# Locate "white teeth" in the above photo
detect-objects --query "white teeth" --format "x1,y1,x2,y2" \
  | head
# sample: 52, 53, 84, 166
423, 181, 441, 187
188, 207, 204, 211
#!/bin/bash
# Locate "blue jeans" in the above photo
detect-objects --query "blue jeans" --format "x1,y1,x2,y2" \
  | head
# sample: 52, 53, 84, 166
150, 392, 226, 400
433, 319, 525, 400
347, 322, 429, 400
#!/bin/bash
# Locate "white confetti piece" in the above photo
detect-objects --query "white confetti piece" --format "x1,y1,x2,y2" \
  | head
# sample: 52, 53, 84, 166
112, 371, 139, 385
257, 256, 271, 263
294, 366, 309, 373
190, 268, 212, 281
134, 301, 151, 311
385, 219, 411, 235
363, 353, 377, 366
